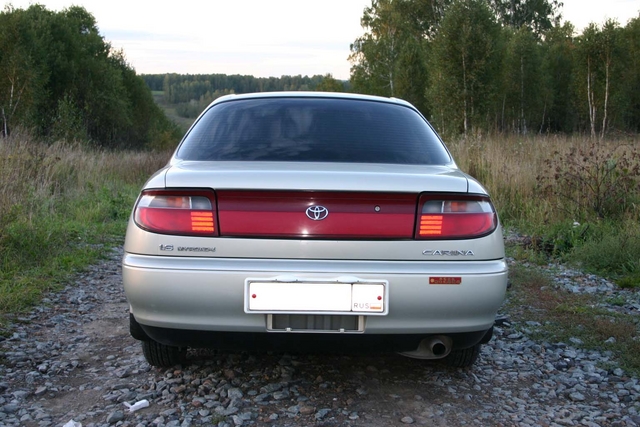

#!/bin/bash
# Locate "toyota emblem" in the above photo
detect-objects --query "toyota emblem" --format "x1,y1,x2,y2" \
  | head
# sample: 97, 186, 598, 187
306, 206, 329, 221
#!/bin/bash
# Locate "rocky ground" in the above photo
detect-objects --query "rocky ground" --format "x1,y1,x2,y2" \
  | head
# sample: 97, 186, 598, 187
1, 248, 640, 427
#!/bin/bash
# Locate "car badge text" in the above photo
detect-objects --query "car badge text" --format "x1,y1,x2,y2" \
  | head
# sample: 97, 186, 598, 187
423, 249, 475, 256
160, 244, 216, 253
306, 206, 329, 221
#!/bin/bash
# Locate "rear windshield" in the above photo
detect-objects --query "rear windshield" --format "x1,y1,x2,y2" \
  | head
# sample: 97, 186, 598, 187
176, 97, 451, 165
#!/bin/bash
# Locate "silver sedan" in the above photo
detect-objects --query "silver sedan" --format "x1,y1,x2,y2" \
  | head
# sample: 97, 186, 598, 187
123, 92, 508, 368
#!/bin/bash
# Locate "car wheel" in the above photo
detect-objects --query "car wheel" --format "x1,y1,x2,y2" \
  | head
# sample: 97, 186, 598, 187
443, 343, 481, 368
141, 340, 186, 367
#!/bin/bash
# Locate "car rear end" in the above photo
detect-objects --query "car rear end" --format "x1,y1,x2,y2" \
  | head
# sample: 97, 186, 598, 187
123, 93, 508, 367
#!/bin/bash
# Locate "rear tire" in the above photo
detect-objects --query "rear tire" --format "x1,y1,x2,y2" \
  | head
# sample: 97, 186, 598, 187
443, 343, 481, 368
142, 340, 187, 367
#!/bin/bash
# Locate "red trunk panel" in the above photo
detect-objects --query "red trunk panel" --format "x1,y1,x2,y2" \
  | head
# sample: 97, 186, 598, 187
217, 191, 417, 239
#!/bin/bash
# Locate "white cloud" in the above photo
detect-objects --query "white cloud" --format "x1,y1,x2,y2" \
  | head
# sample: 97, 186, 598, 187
560, 0, 640, 30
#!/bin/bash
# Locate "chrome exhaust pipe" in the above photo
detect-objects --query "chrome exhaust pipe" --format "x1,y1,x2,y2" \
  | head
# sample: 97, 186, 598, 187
398, 335, 452, 360
430, 338, 448, 357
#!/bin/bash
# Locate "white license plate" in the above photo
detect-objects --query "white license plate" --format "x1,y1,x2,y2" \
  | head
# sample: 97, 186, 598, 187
245, 281, 387, 314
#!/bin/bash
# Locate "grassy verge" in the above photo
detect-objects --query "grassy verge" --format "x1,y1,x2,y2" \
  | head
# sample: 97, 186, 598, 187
0, 134, 171, 328
506, 260, 640, 374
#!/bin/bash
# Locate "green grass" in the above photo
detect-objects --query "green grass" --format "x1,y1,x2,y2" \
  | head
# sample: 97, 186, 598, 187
0, 136, 170, 327
566, 220, 640, 276
0, 184, 139, 324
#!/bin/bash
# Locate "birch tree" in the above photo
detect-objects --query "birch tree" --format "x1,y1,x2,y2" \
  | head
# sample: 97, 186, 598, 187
349, 0, 403, 98
488, 0, 562, 35
499, 27, 544, 133
598, 20, 621, 139
428, 0, 503, 135
575, 20, 621, 139
349, 0, 450, 115
0, 7, 38, 138
576, 24, 601, 138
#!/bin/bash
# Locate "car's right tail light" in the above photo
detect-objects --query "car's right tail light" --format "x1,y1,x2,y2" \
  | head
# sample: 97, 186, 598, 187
134, 189, 218, 236
415, 194, 497, 239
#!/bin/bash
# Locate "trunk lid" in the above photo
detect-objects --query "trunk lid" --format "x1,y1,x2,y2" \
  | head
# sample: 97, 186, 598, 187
164, 161, 469, 193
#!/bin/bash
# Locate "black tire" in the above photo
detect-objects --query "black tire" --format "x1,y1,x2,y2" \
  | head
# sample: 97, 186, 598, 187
142, 340, 187, 367
443, 343, 481, 368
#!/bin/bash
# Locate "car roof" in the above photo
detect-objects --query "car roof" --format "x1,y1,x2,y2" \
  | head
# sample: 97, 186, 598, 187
211, 91, 415, 109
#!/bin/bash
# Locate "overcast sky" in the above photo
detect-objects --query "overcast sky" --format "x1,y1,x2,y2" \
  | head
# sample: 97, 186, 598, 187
6, 0, 640, 79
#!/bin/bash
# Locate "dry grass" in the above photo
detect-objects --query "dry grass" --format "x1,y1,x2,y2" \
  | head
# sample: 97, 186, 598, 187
446, 134, 640, 226
0, 132, 171, 226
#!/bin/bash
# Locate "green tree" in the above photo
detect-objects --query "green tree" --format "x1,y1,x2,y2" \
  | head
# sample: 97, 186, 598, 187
315, 74, 345, 92
489, 0, 562, 35
350, 0, 405, 97
574, 20, 623, 138
0, 5, 180, 148
349, 0, 442, 114
393, 0, 451, 39
0, 6, 41, 137
620, 15, 640, 132
428, 0, 503, 135
499, 26, 545, 133
540, 22, 576, 132
343, 0, 640, 136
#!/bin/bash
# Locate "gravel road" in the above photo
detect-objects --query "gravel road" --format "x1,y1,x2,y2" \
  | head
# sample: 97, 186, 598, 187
1, 248, 640, 427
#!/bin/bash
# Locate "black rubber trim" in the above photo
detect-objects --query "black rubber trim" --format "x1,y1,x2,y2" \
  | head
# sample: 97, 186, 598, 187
479, 326, 494, 344
139, 324, 490, 353
129, 313, 151, 341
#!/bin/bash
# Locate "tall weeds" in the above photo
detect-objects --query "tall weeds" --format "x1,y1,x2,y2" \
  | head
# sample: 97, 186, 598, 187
0, 134, 169, 225
447, 134, 640, 226
448, 133, 640, 278
0, 132, 171, 320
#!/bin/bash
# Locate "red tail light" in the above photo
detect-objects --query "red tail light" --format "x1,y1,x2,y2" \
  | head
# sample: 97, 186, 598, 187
415, 194, 497, 239
134, 190, 218, 236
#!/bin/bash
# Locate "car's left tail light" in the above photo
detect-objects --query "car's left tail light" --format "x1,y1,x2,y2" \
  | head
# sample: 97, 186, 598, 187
134, 190, 218, 236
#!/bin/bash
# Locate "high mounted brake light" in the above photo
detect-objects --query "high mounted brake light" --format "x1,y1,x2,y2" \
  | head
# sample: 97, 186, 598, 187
415, 194, 497, 239
134, 189, 218, 236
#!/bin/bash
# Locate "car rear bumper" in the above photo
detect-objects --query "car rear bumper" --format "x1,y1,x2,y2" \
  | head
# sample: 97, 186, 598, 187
134, 322, 493, 352
123, 254, 508, 340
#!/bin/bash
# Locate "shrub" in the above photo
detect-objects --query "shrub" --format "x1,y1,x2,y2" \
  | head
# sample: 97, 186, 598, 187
567, 220, 640, 276
539, 141, 640, 220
